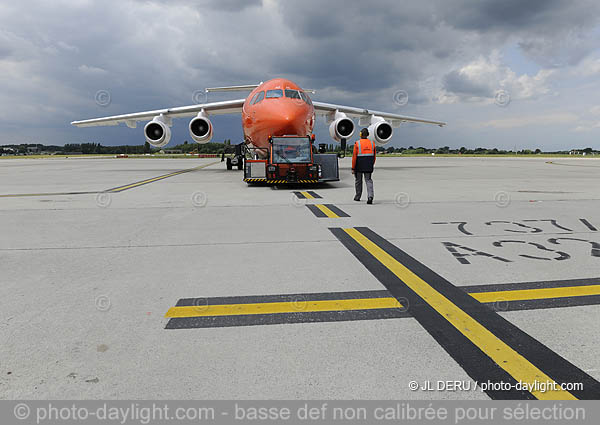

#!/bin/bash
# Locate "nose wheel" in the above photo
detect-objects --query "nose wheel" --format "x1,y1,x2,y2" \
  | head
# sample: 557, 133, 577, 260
224, 142, 245, 170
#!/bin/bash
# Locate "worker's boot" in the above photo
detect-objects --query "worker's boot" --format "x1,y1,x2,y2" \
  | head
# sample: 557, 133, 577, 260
367, 197, 373, 204
354, 195, 361, 201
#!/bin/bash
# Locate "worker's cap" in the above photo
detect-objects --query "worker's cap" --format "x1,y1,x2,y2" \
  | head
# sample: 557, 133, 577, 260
360, 128, 369, 137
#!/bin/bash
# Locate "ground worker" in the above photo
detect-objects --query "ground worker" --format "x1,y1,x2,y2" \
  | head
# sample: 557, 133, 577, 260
352, 128, 376, 204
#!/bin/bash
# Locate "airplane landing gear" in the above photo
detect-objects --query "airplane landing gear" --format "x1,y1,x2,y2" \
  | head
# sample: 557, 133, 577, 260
225, 142, 245, 170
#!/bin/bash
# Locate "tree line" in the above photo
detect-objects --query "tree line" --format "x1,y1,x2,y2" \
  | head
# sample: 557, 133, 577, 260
0, 141, 233, 155
374, 146, 597, 155
1, 142, 596, 156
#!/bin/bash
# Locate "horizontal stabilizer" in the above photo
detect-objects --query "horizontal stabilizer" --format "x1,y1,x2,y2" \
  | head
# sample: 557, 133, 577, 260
205, 84, 316, 94
205, 84, 262, 92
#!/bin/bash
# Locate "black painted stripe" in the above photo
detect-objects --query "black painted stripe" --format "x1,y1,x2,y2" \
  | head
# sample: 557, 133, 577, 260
493, 294, 600, 312
166, 292, 600, 329
330, 227, 531, 399
306, 204, 327, 217
174, 284, 600, 308
293, 191, 306, 199
166, 308, 409, 329
307, 191, 322, 199
173, 284, 600, 309
344, 227, 600, 400
165, 281, 600, 332
324, 204, 350, 218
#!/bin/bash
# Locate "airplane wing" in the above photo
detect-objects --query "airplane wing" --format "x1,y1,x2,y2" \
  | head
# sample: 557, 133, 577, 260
312, 101, 446, 127
71, 99, 246, 128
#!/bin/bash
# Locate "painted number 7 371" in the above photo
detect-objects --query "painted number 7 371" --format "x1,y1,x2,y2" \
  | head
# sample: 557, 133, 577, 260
433, 218, 599, 264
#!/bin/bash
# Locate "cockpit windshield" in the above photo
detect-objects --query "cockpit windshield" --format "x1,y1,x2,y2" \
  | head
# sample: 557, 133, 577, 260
266, 89, 283, 98
284, 89, 301, 99
299, 91, 312, 105
271, 137, 312, 164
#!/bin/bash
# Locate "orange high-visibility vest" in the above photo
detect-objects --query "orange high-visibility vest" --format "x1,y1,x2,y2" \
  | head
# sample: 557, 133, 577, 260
352, 138, 376, 172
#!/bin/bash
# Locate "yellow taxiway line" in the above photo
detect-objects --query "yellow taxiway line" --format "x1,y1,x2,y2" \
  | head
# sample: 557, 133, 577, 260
470, 284, 600, 303
166, 297, 403, 318
108, 161, 219, 192
342, 227, 576, 400
314, 204, 340, 218
166, 284, 600, 319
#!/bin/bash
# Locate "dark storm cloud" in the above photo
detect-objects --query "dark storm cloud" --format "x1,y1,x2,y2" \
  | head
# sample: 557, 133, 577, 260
146, 0, 262, 12
441, 0, 566, 31
196, 0, 262, 12
438, 0, 600, 67
442, 70, 492, 98
1, 0, 599, 149
258, 1, 455, 108
272, 0, 600, 101
448, 0, 600, 37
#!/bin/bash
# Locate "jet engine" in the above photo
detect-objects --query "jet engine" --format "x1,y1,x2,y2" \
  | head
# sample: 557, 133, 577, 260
367, 115, 393, 146
328, 111, 355, 142
144, 115, 171, 148
189, 111, 213, 144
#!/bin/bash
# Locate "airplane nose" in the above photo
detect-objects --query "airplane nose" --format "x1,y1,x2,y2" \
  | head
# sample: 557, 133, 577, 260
271, 103, 307, 135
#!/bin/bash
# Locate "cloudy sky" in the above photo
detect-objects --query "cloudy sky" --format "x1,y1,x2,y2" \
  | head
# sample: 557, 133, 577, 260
2, 0, 600, 150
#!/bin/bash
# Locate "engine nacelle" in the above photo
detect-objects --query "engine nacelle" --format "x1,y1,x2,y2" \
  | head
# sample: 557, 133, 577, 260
367, 116, 393, 146
144, 116, 171, 148
189, 111, 213, 144
328, 111, 355, 142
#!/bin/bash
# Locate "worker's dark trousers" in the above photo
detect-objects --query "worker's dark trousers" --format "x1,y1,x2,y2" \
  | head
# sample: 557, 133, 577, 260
355, 172, 374, 199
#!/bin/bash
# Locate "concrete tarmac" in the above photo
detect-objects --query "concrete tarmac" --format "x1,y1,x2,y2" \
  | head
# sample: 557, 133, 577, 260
1, 156, 599, 399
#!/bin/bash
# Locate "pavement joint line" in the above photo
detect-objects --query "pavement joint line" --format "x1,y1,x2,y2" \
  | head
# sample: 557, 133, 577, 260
0, 191, 101, 198
2, 226, 598, 251
546, 161, 600, 168
0, 239, 341, 252
329, 226, 600, 400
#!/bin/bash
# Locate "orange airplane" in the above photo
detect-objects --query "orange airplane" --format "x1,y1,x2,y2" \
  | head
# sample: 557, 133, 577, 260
72, 78, 445, 183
